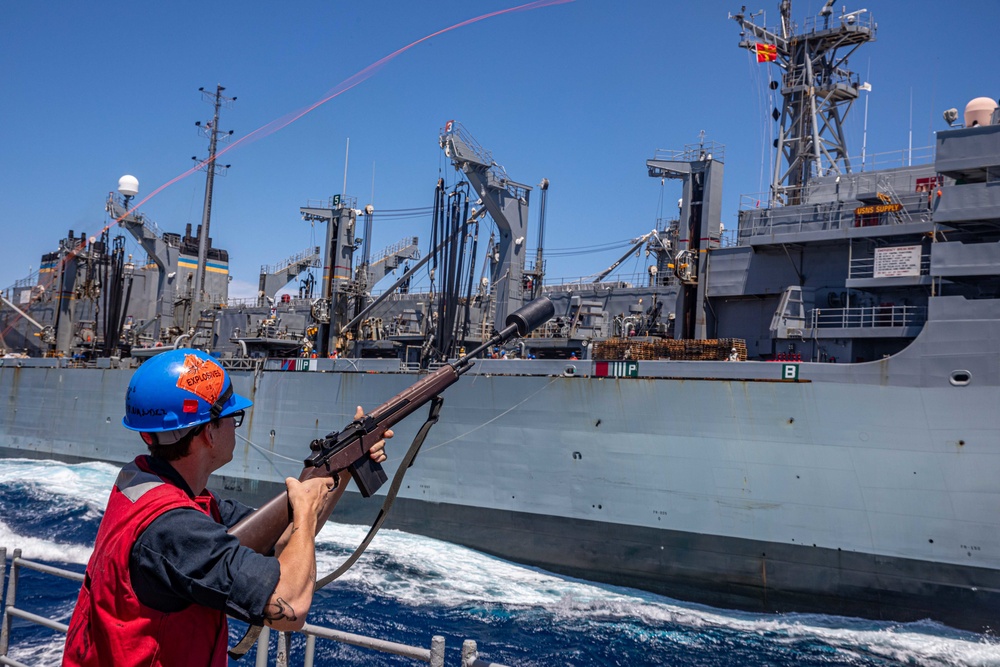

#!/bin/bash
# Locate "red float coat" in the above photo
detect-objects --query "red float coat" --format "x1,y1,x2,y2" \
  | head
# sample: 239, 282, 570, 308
62, 456, 229, 667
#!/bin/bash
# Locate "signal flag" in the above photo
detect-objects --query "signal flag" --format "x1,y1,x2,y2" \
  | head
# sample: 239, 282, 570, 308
755, 42, 777, 63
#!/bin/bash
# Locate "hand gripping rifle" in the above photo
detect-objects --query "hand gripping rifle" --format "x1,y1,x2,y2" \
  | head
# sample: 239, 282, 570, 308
227, 296, 555, 558
226, 297, 553, 658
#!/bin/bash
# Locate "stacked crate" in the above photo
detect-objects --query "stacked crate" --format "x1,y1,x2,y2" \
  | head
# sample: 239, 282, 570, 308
592, 338, 747, 361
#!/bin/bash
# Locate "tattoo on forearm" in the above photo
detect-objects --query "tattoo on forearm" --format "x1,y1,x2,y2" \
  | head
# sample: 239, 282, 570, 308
264, 597, 298, 622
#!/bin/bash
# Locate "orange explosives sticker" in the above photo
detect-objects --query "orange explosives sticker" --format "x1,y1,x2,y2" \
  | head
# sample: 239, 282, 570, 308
176, 354, 225, 405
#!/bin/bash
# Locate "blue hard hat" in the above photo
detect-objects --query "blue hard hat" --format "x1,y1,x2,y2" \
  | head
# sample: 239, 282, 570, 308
123, 349, 253, 433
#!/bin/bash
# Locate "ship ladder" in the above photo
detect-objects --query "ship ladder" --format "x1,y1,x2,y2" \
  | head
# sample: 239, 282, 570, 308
190, 310, 217, 349
877, 176, 912, 225
480, 287, 498, 340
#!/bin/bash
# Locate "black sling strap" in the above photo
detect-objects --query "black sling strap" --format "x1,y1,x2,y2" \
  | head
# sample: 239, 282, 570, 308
228, 396, 445, 660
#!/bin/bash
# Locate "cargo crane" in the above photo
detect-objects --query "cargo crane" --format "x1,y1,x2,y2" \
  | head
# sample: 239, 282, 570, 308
440, 121, 532, 331
647, 139, 724, 340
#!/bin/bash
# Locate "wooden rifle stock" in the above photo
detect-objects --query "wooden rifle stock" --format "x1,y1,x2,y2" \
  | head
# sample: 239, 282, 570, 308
227, 364, 459, 553
227, 296, 555, 554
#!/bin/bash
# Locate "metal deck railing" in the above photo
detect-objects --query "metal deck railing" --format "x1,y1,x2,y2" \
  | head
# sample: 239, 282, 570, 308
260, 247, 322, 276
737, 189, 934, 239
0, 548, 84, 667
809, 304, 927, 329
0, 547, 510, 667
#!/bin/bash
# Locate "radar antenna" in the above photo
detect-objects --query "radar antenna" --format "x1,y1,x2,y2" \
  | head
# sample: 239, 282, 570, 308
732, 1, 875, 205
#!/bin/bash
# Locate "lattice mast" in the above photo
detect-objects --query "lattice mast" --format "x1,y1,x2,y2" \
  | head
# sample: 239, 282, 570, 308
732, 0, 875, 205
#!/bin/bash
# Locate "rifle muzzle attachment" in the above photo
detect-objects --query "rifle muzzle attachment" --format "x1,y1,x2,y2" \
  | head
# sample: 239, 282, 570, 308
505, 297, 555, 337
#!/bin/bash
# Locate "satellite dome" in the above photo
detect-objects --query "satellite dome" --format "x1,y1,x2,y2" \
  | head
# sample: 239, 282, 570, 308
964, 97, 998, 128
118, 175, 139, 197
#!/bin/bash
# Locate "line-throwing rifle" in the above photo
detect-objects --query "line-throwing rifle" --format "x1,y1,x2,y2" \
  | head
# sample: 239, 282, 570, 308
227, 296, 554, 554
226, 297, 554, 658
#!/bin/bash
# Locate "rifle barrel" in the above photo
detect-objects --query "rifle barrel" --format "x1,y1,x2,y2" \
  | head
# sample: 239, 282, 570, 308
228, 297, 554, 552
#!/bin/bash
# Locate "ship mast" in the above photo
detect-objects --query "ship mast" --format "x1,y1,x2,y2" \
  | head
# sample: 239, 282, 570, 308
732, 1, 875, 205
193, 85, 235, 301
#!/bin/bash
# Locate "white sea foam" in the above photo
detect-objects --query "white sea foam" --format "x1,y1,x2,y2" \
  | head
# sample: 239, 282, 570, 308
0, 457, 117, 512
2, 459, 999, 666
314, 523, 1000, 666
0, 458, 112, 563
314, 523, 576, 606
0, 519, 92, 565
4, 638, 66, 667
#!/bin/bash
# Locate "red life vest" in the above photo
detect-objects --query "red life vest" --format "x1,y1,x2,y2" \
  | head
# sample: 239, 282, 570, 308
63, 456, 229, 667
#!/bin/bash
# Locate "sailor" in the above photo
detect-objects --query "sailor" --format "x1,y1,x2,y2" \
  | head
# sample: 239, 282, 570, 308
62, 349, 389, 667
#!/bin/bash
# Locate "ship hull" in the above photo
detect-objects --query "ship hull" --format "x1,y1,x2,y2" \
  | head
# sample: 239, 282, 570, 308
2, 347, 998, 633
3, 444, 994, 632
339, 494, 1000, 631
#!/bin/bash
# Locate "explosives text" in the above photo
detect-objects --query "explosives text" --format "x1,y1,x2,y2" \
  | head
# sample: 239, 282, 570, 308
176, 354, 225, 405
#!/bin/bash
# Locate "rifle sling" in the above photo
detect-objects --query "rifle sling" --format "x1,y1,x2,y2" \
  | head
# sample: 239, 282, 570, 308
228, 396, 445, 660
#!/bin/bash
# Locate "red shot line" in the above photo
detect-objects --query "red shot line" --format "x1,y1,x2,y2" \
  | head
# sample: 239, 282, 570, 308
3, 0, 571, 339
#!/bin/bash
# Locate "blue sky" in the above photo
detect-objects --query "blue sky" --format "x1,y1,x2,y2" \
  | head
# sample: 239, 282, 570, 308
2, 1, 997, 299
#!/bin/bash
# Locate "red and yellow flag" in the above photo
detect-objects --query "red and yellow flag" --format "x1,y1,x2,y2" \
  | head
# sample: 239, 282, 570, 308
755, 42, 777, 63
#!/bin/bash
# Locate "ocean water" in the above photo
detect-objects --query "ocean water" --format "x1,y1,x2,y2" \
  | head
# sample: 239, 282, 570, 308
1, 458, 998, 666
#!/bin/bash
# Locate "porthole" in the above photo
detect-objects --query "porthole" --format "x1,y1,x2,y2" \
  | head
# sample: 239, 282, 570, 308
949, 370, 971, 386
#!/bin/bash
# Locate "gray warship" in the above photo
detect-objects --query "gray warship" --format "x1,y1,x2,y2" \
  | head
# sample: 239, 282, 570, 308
2, 3, 998, 632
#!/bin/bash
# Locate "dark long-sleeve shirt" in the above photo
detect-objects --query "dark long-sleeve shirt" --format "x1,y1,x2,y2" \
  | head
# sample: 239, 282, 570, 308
129, 456, 280, 625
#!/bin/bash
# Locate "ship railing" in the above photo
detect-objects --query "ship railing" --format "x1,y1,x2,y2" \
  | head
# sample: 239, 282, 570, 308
12, 275, 37, 290
738, 146, 936, 213
226, 296, 317, 309
172, 287, 228, 306
0, 547, 510, 667
738, 190, 801, 211
799, 8, 876, 34
654, 217, 679, 234
261, 247, 322, 275
372, 237, 420, 263
370, 289, 433, 301
0, 547, 84, 666
651, 140, 726, 164
543, 275, 639, 291
856, 144, 934, 173
305, 195, 358, 211
780, 65, 863, 95
738, 190, 932, 237
107, 192, 165, 240
761, 8, 876, 48
718, 229, 740, 247
443, 121, 526, 200
271, 296, 315, 309
400, 360, 452, 373
808, 304, 927, 329
220, 357, 264, 372
652, 217, 733, 250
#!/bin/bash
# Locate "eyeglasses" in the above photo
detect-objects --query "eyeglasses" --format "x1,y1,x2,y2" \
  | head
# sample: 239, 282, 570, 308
231, 410, 246, 428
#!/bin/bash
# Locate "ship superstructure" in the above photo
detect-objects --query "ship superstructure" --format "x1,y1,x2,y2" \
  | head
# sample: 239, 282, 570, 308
2, 3, 999, 633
